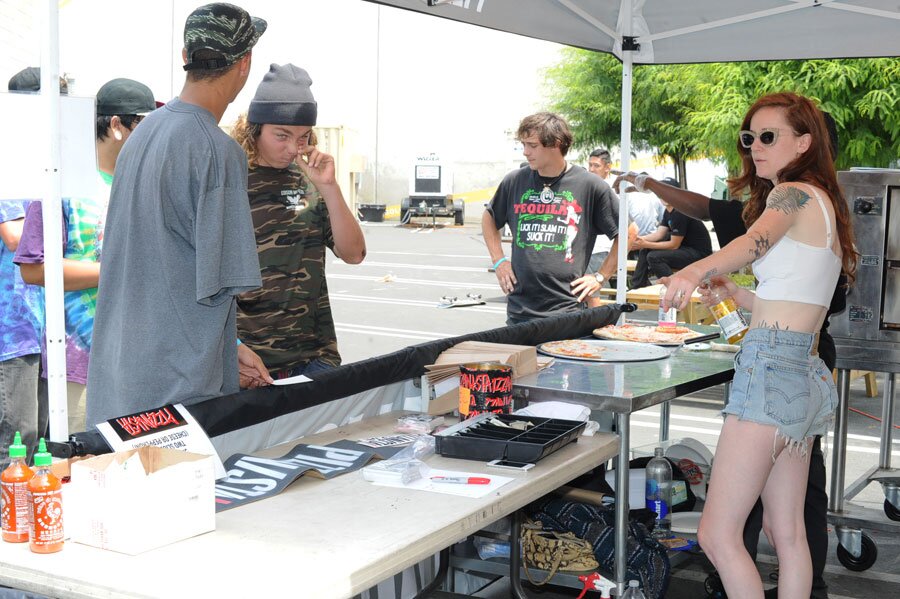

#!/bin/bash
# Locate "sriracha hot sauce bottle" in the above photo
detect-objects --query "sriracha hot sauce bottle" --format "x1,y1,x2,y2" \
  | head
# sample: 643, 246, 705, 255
1, 431, 34, 543
28, 438, 63, 553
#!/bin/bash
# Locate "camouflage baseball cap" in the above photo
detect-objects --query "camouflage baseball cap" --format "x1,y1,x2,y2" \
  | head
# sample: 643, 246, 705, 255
183, 3, 267, 72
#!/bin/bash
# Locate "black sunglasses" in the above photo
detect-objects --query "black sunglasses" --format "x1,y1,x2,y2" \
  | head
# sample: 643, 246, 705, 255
739, 128, 781, 149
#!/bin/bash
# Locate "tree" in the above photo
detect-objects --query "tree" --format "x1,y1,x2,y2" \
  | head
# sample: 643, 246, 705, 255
547, 50, 900, 180
546, 48, 713, 186
689, 59, 900, 173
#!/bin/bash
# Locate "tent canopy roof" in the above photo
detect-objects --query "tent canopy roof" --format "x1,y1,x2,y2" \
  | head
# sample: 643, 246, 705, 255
365, 0, 900, 64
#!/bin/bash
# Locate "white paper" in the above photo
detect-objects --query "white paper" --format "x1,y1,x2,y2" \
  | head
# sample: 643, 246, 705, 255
433, 376, 460, 396
272, 374, 313, 386
371, 468, 513, 498
96, 403, 225, 479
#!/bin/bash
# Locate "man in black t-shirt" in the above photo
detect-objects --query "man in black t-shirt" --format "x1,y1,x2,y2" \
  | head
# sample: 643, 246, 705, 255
615, 171, 840, 599
484, 113, 621, 324
630, 178, 713, 289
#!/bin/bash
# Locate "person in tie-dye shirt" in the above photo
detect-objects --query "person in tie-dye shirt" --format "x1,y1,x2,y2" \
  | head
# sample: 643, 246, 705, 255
14, 77, 158, 435
0, 201, 46, 470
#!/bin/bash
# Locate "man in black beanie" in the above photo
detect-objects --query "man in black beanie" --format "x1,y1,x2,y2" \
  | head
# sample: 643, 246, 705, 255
86, 3, 273, 427
232, 63, 366, 380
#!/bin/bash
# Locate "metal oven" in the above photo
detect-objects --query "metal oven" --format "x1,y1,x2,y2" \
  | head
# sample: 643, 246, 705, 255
827, 169, 900, 572
830, 168, 900, 372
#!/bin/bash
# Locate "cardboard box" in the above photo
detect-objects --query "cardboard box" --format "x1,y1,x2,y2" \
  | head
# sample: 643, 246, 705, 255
421, 341, 542, 415
66, 446, 215, 554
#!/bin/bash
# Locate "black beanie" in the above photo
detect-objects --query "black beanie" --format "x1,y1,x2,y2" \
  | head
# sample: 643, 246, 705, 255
248, 63, 317, 126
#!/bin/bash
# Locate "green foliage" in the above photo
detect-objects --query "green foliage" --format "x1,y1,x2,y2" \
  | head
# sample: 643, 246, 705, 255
547, 52, 900, 175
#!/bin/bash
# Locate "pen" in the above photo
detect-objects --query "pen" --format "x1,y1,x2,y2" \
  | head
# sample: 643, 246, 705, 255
430, 476, 491, 485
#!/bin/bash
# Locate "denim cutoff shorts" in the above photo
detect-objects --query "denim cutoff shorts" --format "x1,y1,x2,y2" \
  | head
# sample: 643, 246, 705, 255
723, 329, 837, 450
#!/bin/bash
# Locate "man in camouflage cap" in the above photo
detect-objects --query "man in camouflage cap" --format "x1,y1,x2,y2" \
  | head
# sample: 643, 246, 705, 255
183, 2, 267, 73
86, 3, 272, 427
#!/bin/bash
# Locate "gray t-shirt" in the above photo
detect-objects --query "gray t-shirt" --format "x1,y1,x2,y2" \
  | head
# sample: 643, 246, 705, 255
86, 99, 262, 426
487, 165, 619, 321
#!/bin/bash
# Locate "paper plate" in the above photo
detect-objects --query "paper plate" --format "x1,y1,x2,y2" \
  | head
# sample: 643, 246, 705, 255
671, 511, 703, 534
665, 438, 714, 500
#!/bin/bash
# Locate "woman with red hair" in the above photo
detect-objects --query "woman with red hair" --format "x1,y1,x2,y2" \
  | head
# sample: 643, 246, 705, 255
662, 92, 857, 598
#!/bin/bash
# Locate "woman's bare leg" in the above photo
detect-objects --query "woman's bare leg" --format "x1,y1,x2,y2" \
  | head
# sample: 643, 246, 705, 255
761, 439, 814, 599
699, 417, 780, 599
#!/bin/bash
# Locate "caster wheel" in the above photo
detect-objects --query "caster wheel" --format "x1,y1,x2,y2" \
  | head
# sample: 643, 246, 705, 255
884, 499, 900, 522
836, 533, 877, 571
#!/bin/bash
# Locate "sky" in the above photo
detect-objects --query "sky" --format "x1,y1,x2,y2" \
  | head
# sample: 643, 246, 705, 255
0, 0, 566, 202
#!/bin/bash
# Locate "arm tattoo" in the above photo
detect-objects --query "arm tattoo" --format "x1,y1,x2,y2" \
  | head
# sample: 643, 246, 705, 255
701, 268, 718, 281
766, 186, 810, 214
749, 231, 772, 260
757, 319, 789, 330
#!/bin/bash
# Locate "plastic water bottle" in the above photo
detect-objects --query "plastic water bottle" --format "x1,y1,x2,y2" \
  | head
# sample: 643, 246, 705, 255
657, 285, 677, 327
621, 579, 647, 599
645, 447, 672, 539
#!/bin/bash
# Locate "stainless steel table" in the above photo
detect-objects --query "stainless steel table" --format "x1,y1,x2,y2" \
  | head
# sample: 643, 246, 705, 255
511, 342, 736, 593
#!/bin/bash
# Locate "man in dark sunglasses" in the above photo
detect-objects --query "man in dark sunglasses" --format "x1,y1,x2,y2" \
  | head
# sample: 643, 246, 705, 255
613, 112, 840, 599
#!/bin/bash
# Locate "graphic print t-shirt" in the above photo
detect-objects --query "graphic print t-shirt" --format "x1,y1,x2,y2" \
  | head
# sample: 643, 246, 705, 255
487, 165, 619, 320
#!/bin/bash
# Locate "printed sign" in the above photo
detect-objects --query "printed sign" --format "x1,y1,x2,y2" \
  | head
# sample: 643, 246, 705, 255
214, 442, 378, 512
96, 404, 225, 478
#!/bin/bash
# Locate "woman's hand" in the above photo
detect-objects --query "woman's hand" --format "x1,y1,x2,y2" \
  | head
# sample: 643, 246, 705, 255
659, 265, 704, 311
697, 275, 740, 307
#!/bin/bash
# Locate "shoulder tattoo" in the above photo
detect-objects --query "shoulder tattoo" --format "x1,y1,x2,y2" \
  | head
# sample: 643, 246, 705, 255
766, 186, 810, 214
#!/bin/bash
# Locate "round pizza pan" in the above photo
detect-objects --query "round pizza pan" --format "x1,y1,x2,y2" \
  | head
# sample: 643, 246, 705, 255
537, 339, 672, 362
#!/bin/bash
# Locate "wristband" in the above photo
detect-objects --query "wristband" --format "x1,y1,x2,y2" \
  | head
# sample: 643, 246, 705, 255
492, 256, 508, 270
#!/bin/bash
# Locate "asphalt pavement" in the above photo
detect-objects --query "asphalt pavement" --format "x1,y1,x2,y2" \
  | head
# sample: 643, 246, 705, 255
328, 220, 900, 598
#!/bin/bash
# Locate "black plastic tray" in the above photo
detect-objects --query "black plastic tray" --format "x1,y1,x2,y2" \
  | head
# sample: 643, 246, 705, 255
434, 413, 586, 463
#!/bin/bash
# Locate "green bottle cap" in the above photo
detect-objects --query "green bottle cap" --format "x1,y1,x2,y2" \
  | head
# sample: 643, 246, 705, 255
8, 431, 26, 459
33, 438, 52, 467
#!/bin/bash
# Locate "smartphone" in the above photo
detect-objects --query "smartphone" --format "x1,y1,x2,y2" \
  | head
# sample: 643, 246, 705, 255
486, 459, 535, 471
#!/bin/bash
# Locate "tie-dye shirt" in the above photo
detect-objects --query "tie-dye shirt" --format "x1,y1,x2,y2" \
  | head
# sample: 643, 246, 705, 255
0, 200, 44, 362
14, 174, 110, 384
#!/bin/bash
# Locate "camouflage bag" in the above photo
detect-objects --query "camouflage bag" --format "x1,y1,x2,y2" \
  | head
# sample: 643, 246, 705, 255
521, 518, 599, 585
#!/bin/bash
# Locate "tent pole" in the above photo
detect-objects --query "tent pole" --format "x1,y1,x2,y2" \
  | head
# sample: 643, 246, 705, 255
614, 8, 635, 595
41, 0, 69, 442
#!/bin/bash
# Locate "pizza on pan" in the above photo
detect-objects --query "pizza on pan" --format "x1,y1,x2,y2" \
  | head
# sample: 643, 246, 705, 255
593, 323, 703, 345
539, 339, 607, 360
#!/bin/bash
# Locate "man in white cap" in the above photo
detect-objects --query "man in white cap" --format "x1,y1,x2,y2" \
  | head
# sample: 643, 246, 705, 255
86, 3, 272, 427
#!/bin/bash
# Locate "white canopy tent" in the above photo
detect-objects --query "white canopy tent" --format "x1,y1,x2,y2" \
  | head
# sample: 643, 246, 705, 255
363, 0, 900, 588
